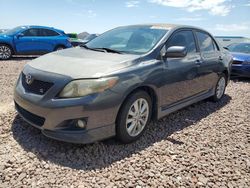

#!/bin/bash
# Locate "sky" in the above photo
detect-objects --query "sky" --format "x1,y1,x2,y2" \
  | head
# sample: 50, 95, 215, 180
0, 0, 249, 37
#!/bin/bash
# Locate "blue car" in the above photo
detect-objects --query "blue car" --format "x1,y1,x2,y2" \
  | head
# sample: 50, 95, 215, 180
0, 25, 72, 60
228, 43, 250, 78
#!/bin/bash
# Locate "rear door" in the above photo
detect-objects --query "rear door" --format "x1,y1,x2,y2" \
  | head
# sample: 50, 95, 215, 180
38, 28, 60, 52
160, 30, 204, 108
194, 31, 221, 91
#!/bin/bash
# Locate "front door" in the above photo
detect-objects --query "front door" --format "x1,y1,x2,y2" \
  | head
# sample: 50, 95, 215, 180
14, 28, 42, 54
159, 30, 204, 109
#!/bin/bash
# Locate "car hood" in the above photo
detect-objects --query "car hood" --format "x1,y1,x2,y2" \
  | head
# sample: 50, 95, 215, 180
231, 52, 250, 62
0, 34, 12, 39
27, 47, 140, 79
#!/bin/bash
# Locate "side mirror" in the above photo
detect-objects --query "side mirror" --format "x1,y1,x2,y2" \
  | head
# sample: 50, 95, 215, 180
164, 46, 187, 58
16, 33, 24, 38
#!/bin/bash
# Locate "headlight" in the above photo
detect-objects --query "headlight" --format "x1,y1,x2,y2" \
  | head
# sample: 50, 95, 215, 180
59, 77, 118, 98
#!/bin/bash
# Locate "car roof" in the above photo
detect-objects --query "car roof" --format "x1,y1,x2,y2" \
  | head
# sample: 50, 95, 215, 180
19, 25, 64, 33
123, 23, 206, 31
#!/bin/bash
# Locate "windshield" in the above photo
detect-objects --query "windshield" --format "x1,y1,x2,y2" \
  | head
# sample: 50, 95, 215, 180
228, 43, 250, 54
3, 26, 26, 35
86, 26, 168, 54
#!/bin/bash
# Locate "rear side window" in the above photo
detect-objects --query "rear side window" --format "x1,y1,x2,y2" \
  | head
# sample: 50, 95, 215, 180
22, 29, 40, 36
196, 31, 217, 52
166, 30, 197, 54
40, 29, 59, 36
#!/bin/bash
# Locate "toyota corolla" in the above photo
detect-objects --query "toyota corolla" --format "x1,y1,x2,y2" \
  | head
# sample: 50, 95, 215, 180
14, 24, 232, 144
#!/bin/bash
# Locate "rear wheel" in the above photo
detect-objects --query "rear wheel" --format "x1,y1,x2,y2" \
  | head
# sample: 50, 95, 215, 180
116, 91, 152, 143
210, 74, 226, 102
0, 44, 12, 60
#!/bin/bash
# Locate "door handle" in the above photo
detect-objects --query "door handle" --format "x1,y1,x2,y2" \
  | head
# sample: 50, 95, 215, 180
218, 56, 223, 61
195, 59, 203, 66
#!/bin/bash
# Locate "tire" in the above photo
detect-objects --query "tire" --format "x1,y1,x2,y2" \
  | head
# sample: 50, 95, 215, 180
54, 46, 65, 51
0, 44, 12, 60
210, 73, 227, 102
116, 91, 152, 143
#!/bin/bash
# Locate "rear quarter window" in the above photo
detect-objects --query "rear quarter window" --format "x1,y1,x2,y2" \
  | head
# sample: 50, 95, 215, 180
40, 29, 60, 36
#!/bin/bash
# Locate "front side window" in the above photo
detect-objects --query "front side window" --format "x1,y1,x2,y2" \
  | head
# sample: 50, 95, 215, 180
86, 26, 168, 54
196, 31, 215, 52
22, 29, 40, 36
165, 30, 197, 54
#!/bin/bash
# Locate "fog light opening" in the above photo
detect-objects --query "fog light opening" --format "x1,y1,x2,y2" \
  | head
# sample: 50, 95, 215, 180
76, 119, 87, 129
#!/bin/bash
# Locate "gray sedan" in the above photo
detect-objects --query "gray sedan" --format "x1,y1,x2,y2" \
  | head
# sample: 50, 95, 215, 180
14, 24, 232, 144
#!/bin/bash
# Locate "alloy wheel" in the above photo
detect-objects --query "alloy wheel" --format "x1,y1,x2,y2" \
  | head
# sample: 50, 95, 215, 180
126, 98, 149, 137
216, 76, 226, 99
0, 45, 11, 60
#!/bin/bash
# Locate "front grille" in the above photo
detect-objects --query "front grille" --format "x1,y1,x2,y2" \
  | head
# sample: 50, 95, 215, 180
22, 73, 54, 95
15, 102, 45, 126
232, 60, 243, 64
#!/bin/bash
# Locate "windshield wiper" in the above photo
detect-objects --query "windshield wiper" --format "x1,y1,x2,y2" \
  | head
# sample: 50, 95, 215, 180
92, 47, 122, 54
80, 44, 91, 49
80, 45, 109, 53
80, 45, 122, 54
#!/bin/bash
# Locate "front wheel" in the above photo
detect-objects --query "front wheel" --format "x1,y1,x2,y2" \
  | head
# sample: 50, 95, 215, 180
210, 74, 226, 102
116, 91, 152, 143
0, 44, 12, 60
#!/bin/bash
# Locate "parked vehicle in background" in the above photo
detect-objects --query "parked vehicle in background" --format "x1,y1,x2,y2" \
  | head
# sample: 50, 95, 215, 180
227, 43, 250, 78
67, 33, 78, 39
68, 33, 98, 47
0, 25, 72, 60
67, 33, 86, 47
69, 38, 86, 47
81, 34, 98, 44
215, 36, 250, 47
14, 24, 232, 144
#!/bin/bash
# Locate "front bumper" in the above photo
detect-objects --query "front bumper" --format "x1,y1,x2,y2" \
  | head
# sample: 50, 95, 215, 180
14, 66, 122, 144
14, 95, 116, 144
231, 64, 250, 78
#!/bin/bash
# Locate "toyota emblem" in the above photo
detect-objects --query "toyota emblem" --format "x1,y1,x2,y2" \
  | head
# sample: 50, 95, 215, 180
25, 74, 33, 85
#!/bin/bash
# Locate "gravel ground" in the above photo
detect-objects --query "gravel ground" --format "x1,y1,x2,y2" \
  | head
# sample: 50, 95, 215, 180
0, 58, 30, 105
0, 59, 250, 187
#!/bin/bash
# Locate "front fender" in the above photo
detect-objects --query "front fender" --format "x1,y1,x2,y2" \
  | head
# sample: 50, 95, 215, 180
110, 60, 164, 104
0, 36, 15, 52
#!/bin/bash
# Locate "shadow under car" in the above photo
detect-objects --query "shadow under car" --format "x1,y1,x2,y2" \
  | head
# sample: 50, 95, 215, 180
11, 94, 231, 170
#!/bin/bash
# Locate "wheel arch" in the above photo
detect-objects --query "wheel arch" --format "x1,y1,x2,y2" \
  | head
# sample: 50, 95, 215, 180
222, 69, 229, 85
0, 42, 15, 54
116, 85, 159, 125
54, 44, 66, 51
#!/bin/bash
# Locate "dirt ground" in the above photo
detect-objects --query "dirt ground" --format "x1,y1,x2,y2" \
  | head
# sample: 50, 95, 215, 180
0, 59, 249, 187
